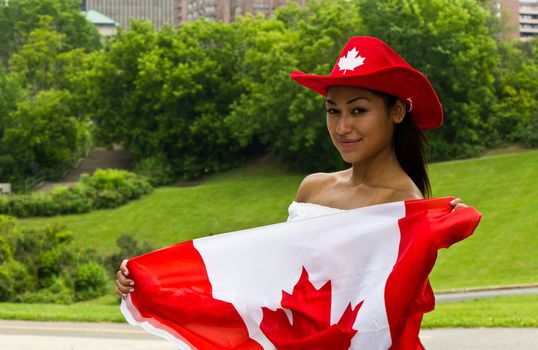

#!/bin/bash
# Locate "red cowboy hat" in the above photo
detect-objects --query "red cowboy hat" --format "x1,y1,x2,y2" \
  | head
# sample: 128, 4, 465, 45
290, 36, 443, 130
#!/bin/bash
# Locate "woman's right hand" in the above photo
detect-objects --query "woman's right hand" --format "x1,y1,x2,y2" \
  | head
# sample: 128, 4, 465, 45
115, 259, 135, 300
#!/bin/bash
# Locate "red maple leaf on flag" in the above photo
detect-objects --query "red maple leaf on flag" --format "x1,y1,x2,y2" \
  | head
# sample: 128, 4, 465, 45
260, 267, 363, 349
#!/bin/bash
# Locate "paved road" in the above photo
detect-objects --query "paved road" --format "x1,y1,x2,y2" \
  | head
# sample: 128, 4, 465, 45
0, 320, 176, 350
435, 285, 538, 303
1, 320, 537, 349
420, 328, 538, 349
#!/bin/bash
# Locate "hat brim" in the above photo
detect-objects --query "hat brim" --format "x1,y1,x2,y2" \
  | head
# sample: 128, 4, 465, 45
290, 66, 443, 130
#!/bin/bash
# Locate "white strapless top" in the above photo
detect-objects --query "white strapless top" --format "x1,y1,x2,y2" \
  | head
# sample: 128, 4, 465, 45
286, 201, 346, 222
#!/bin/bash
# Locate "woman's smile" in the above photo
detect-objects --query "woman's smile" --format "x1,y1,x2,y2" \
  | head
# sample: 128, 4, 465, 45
338, 138, 362, 150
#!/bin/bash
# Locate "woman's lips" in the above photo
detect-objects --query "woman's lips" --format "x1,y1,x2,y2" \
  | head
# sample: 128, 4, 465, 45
338, 139, 362, 149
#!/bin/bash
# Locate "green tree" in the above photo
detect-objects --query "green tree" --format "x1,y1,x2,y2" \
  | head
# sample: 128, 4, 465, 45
86, 20, 158, 150
225, 0, 364, 173
0, 66, 23, 181
8, 15, 90, 96
2, 89, 90, 180
0, 65, 21, 133
9, 16, 65, 94
1, 15, 93, 186
491, 40, 538, 147
0, 0, 100, 66
357, 0, 499, 160
89, 19, 251, 180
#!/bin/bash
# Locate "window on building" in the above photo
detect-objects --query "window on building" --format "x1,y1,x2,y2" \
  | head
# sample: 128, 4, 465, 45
205, 4, 216, 13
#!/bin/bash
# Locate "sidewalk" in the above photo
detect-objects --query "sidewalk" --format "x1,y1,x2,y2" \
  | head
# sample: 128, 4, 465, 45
0, 320, 536, 349
419, 328, 538, 349
435, 284, 538, 303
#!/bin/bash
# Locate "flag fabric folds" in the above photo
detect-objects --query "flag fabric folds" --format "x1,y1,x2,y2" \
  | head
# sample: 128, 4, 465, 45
120, 197, 481, 350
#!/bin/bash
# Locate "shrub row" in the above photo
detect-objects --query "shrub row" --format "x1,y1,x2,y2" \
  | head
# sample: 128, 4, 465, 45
0, 216, 108, 303
0, 169, 153, 218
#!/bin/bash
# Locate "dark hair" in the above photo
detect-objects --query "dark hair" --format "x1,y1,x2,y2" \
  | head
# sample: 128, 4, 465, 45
377, 92, 432, 198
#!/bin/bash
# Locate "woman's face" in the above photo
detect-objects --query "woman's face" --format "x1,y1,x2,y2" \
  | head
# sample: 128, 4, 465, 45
325, 86, 405, 164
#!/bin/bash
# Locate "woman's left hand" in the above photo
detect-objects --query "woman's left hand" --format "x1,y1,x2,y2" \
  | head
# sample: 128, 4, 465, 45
450, 197, 468, 211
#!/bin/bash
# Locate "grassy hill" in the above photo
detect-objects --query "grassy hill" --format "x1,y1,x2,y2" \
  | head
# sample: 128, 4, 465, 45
427, 150, 538, 290
19, 150, 538, 290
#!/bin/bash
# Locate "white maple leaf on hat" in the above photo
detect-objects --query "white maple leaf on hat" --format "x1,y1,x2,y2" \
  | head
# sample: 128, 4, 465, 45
338, 47, 365, 75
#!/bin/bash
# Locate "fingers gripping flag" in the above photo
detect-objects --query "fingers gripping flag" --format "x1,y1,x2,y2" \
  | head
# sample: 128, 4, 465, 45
121, 197, 481, 349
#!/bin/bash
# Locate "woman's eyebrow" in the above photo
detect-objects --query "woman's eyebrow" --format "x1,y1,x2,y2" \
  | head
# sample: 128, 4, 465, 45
325, 96, 370, 105
346, 96, 369, 104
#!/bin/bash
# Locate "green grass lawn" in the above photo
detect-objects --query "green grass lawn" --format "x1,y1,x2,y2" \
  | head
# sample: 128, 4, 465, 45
20, 160, 303, 256
422, 295, 538, 328
0, 293, 535, 328
427, 150, 538, 290
11, 150, 538, 325
0, 294, 123, 323
19, 150, 538, 290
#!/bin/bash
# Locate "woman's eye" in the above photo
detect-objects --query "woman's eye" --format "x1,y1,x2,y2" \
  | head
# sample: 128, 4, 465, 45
326, 108, 339, 115
352, 108, 367, 115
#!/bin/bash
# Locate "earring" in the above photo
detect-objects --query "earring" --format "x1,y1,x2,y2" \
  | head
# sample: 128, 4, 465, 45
406, 97, 413, 113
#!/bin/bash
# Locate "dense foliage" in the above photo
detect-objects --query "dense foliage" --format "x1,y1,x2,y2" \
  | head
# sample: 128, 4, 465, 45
0, 0, 100, 66
491, 40, 538, 148
0, 215, 108, 303
104, 234, 155, 276
0, 169, 153, 218
0, 0, 99, 190
88, 21, 250, 179
357, 0, 498, 159
87, 0, 538, 180
0, 0, 537, 185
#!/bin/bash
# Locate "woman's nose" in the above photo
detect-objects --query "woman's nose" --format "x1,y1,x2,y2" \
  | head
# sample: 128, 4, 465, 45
335, 113, 353, 134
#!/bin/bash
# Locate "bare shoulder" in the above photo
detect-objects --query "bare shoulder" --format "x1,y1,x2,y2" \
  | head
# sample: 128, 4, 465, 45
387, 178, 424, 202
294, 172, 337, 202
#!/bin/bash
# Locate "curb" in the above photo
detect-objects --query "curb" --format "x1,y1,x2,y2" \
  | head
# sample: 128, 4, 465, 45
435, 283, 538, 295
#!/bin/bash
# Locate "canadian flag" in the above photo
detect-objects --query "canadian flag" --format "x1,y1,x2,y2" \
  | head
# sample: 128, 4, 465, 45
121, 197, 481, 350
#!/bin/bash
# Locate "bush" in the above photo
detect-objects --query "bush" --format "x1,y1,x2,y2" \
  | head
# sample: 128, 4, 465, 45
50, 185, 94, 214
0, 215, 108, 303
0, 261, 34, 301
73, 261, 108, 301
93, 189, 125, 209
104, 234, 154, 276
0, 235, 12, 264
81, 169, 153, 200
0, 264, 15, 301
17, 276, 74, 304
133, 153, 175, 186
0, 169, 153, 218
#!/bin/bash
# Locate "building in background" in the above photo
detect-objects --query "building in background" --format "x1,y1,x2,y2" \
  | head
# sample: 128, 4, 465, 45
83, 9, 118, 37
492, 0, 538, 40
79, 1, 304, 32
176, 0, 305, 24
519, 1, 538, 39
81, 0, 177, 30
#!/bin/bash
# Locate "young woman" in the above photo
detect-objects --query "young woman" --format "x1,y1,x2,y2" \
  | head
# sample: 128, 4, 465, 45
116, 36, 468, 348
286, 36, 467, 218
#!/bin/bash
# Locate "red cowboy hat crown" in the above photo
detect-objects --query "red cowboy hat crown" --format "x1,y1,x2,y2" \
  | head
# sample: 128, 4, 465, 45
290, 36, 443, 130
